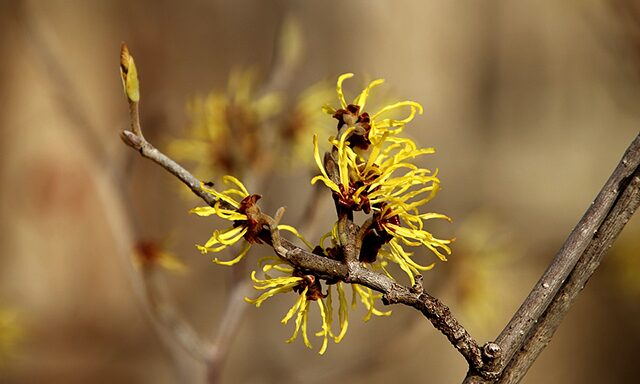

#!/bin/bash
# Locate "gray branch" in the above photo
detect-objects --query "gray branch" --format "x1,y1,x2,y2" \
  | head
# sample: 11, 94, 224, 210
464, 132, 640, 383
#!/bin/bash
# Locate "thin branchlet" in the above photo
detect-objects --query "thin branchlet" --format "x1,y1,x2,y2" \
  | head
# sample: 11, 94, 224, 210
118, 45, 488, 372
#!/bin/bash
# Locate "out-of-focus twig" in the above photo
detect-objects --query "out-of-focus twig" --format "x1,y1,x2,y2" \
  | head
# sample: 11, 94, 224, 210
141, 266, 211, 361
259, 11, 303, 97
20, 7, 112, 164
206, 278, 251, 383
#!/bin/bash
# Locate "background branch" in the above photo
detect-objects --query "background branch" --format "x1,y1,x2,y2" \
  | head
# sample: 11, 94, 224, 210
141, 266, 211, 361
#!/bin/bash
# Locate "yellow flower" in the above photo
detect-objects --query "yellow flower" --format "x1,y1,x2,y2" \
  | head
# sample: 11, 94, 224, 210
168, 69, 282, 177
245, 257, 348, 354
314, 74, 452, 285
312, 75, 429, 213
190, 175, 263, 266
322, 73, 424, 145
450, 212, 514, 334
192, 176, 307, 267
351, 284, 392, 321
278, 81, 334, 168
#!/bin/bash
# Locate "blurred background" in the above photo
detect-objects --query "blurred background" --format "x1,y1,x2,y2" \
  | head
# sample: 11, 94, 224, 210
1, 0, 639, 383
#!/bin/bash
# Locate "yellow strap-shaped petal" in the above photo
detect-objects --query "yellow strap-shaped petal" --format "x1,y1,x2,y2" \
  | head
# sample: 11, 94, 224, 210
190, 206, 217, 217
337, 127, 356, 188
213, 242, 251, 266
335, 283, 349, 343
277, 224, 313, 250
371, 101, 424, 122
312, 134, 340, 193
353, 78, 384, 110
282, 287, 307, 324
222, 175, 249, 196
336, 73, 354, 109
317, 300, 330, 355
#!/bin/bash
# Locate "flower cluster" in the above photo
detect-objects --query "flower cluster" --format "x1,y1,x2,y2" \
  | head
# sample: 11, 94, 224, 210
192, 175, 389, 354
169, 69, 332, 179
191, 175, 307, 265
169, 70, 281, 178
313, 73, 452, 285
192, 73, 450, 354
246, 255, 390, 354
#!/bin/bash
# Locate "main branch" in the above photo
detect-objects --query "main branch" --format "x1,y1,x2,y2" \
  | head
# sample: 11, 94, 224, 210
119, 66, 495, 376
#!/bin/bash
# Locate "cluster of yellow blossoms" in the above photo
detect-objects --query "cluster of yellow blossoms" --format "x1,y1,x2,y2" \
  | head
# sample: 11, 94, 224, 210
169, 69, 332, 178
191, 74, 450, 353
313, 73, 451, 285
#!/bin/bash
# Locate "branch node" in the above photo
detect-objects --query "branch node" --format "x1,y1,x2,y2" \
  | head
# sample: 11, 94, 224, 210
120, 130, 143, 150
482, 342, 501, 360
410, 274, 424, 294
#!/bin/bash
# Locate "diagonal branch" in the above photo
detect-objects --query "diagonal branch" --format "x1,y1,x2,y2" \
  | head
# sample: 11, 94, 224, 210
463, 132, 640, 383
496, 156, 640, 383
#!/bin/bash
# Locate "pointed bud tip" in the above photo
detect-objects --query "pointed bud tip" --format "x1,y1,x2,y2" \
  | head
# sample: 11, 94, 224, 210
119, 42, 140, 102
120, 42, 131, 71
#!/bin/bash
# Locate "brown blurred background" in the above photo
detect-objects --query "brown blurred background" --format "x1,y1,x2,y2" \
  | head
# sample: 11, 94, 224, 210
1, 0, 639, 383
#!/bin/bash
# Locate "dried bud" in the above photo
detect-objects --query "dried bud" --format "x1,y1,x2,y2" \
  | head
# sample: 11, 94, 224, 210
120, 42, 140, 102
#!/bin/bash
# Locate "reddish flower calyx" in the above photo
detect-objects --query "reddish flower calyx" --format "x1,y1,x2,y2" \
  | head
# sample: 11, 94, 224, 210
292, 269, 326, 301
236, 194, 265, 244
333, 104, 371, 150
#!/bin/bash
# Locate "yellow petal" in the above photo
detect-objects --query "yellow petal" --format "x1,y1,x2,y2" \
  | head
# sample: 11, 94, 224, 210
371, 101, 424, 121
189, 206, 217, 217
213, 242, 251, 266
336, 73, 354, 109
353, 78, 384, 110
335, 283, 349, 343
222, 175, 250, 196
277, 224, 313, 250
